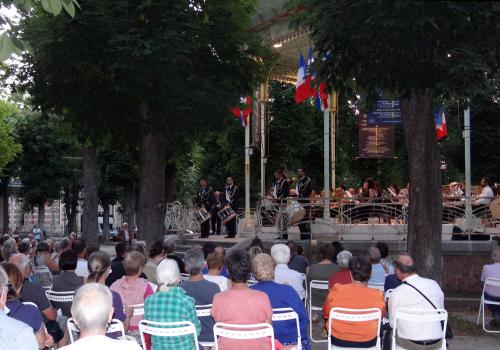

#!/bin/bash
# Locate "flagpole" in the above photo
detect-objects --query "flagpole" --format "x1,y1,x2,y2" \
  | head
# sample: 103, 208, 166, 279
245, 111, 251, 220
323, 103, 330, 219
464, 101, 472, 233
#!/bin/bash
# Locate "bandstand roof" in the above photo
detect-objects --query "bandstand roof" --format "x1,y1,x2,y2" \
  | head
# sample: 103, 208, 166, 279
251, 1, 311, 84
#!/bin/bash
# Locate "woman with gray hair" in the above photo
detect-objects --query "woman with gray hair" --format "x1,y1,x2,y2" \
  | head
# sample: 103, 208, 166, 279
271, 243, 306, 299
144, 258, 200, 350
250, 253, 311, 350
328, 250, 353, 289
60, 283, 141, 350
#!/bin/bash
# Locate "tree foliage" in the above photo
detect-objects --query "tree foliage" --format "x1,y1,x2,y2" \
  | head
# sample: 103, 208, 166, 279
0, 100, 21, 174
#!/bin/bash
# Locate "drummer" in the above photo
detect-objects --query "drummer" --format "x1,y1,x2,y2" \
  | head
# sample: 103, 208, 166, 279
297, 167, 312, 240
196, 177, 215, 238
224, 176, 239, 238
273, 167, 289, 199
211, 191, 223, 235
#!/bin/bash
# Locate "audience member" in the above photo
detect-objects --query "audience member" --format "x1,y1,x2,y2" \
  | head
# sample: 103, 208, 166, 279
87, 251, 131, 333
181, 248, 220, 345
53, 238, 71, 265
204, 252, 231, 291
165, 239, 185, 273
84, 246, 99, 260
0, 265, 38, 350
375, 241, 394, 274
145, 258, 201, 350
368, 246, 386, 284
201, 244, 228, 277
248, 245, 263, 260
34, 241, 60, 273
387, 253, 444, 349
211, 250, 273, 350
331, 241, 345, 264
384, 273, 402, 292
251, 253, 310, 350
18, 241, 31, 256
323, 256, 385, 348
143, 240, 165, 284
51, 250, 84, 317
72, 239, 89, 278
2, 262, 53, 349
328, 250, 353, 289
271, 243, 306, 299
105, 242, 128, 286
1, 238, 18, 262
250, 237, 264, 250
110, 250, 153, 331
9, 253, 65, 345
287, 240, 309, 274
59, 283, 141, 350
481, 248, 500, 326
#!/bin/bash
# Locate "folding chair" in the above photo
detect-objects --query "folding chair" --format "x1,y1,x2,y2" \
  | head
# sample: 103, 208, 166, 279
368, 282, 385, 291
477, 278, 500, 333
308, 279, 329, 343
328, 307, 382, 350
129, 303, 145, 317
272, 307, 302, 350
67, 317, 126, 343
301, 273, 308, 306
45, 290, 74, 303
139, 320, 199, 350
196, 304, 215, 348
393, 308, 447, 350
383, 289, 393, 324
213, 323, 275, 350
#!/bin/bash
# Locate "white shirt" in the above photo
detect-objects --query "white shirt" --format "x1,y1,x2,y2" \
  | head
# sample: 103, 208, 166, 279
474, 186, 494, 205
204, 275, 229, 292
388, 274, 444, 341
274, 264, 306, 299
59, 335, 142, 350
75, 259, 89, 278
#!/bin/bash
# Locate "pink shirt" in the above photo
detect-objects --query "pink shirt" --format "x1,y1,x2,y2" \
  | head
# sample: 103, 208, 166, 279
481, 263, 500, 297
211, 288, 272, 350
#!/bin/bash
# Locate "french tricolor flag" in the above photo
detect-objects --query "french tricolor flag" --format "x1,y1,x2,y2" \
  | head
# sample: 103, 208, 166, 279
294, 53, 312, 104
435, 107, 448, 140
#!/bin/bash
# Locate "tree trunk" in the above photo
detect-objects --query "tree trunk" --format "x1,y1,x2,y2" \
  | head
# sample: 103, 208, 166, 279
400, 88, 443, 285
165, 163, 176, 203
137, 102, 166, 244
82, 145, 99, 245
102, 201, 110, 243
1, 178, 9, 234
122, 185, 136, 228
37, 202, 45, 231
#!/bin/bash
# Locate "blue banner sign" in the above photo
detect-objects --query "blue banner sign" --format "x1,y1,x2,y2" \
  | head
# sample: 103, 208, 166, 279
367, 100, 402, 125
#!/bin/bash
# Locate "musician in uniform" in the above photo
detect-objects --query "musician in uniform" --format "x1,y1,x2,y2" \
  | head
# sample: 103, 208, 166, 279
196, 177, 215, 238
224, 176, 239, 238
273, 167, 290, 239
211, 191, 223, 235
297, 167, 312, 240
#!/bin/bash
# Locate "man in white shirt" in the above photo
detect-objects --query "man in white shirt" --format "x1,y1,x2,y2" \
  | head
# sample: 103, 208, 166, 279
387, 253, 444, 349
474, 177, 494, 206
59, 283, 141, 350
271, 243, 306, 299
0, 265, 38, 350
481, 248, 500, 325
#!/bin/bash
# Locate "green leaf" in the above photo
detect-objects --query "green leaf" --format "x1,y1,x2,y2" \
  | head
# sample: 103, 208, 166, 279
62, 0, 75, 18
11, 36, 25, 52
0, 34, 14, 61
41, 0, 63, 16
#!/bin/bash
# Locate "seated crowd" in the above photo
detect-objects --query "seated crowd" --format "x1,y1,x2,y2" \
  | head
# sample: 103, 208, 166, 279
1, 232, 499, 350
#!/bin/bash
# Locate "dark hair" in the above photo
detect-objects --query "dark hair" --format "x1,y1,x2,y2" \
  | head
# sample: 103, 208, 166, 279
331, 241, 344, 256
296, 245, 304, 256
349, 256, 372, 283
18, 242, 30, 254
482, 177, 490, 185
37, 241, 50, 253
71, 238, 86, 256
0, 236, 10, 246
85, 246, 99, 260
375, 242, 389, 259
1, 262, 23, 300
59, 250, 78, 270
202, 242, 216, 259
225, 250, 251, 283
149, 240, 164, 259
320, 243, 336, 260
286, 240, 298, 253
115, 242, 128, 257
340, 184, 347, 191
250, 237, 264, 250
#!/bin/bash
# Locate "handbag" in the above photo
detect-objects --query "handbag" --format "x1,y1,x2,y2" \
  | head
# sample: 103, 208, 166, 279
403, 281, 453, 339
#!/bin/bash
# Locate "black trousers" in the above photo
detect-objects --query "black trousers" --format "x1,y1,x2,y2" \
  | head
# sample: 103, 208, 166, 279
225, 217, 237, 238
200, 219, 210, 238
211, 210, 221, 234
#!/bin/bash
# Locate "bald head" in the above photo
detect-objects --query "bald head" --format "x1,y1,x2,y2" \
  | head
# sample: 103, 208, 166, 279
393, 253, 416, 279
368, 246, 381, 263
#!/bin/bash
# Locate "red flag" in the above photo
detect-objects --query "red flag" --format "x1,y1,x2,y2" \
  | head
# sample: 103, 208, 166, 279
229, 96, 251, 127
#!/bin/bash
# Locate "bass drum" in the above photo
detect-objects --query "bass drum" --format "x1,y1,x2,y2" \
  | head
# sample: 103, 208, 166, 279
489, 198, 500, 220
286, 199, 306, 225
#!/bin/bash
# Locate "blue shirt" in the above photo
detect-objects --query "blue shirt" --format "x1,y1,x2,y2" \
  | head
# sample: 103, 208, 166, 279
202, 265, 228, 277
250, 281, 308, 345
369, 263, 386, 284
384, 274, 402, 292
0, 309, 38, 350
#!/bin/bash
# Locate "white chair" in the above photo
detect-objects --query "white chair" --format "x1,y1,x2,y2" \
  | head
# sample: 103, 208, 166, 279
45, 290, 74, 303
196, 304, 215, 348
213, 323, 275, 350
328, 307, 382, 350
139, 320, 199, 349
129, 303, 145, 316
382, 289, 393, 324
246, 279, 258, 286
368, 282, 385, 291
393, 308, 447, 350
301, 273, 308, 307
180, 273, 190, 281
67, 317, 126, 343
308, 280, 329, 343
272, 307, 301, 350
477, 278, 500, 333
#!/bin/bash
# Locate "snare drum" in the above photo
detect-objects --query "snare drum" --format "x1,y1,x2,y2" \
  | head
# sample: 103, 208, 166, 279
217, 206, 237, 224
286, 199, 306, 225
195, 207, 211, 224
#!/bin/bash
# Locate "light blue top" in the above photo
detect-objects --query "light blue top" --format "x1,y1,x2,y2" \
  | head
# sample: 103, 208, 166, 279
0, 309, 38, 350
